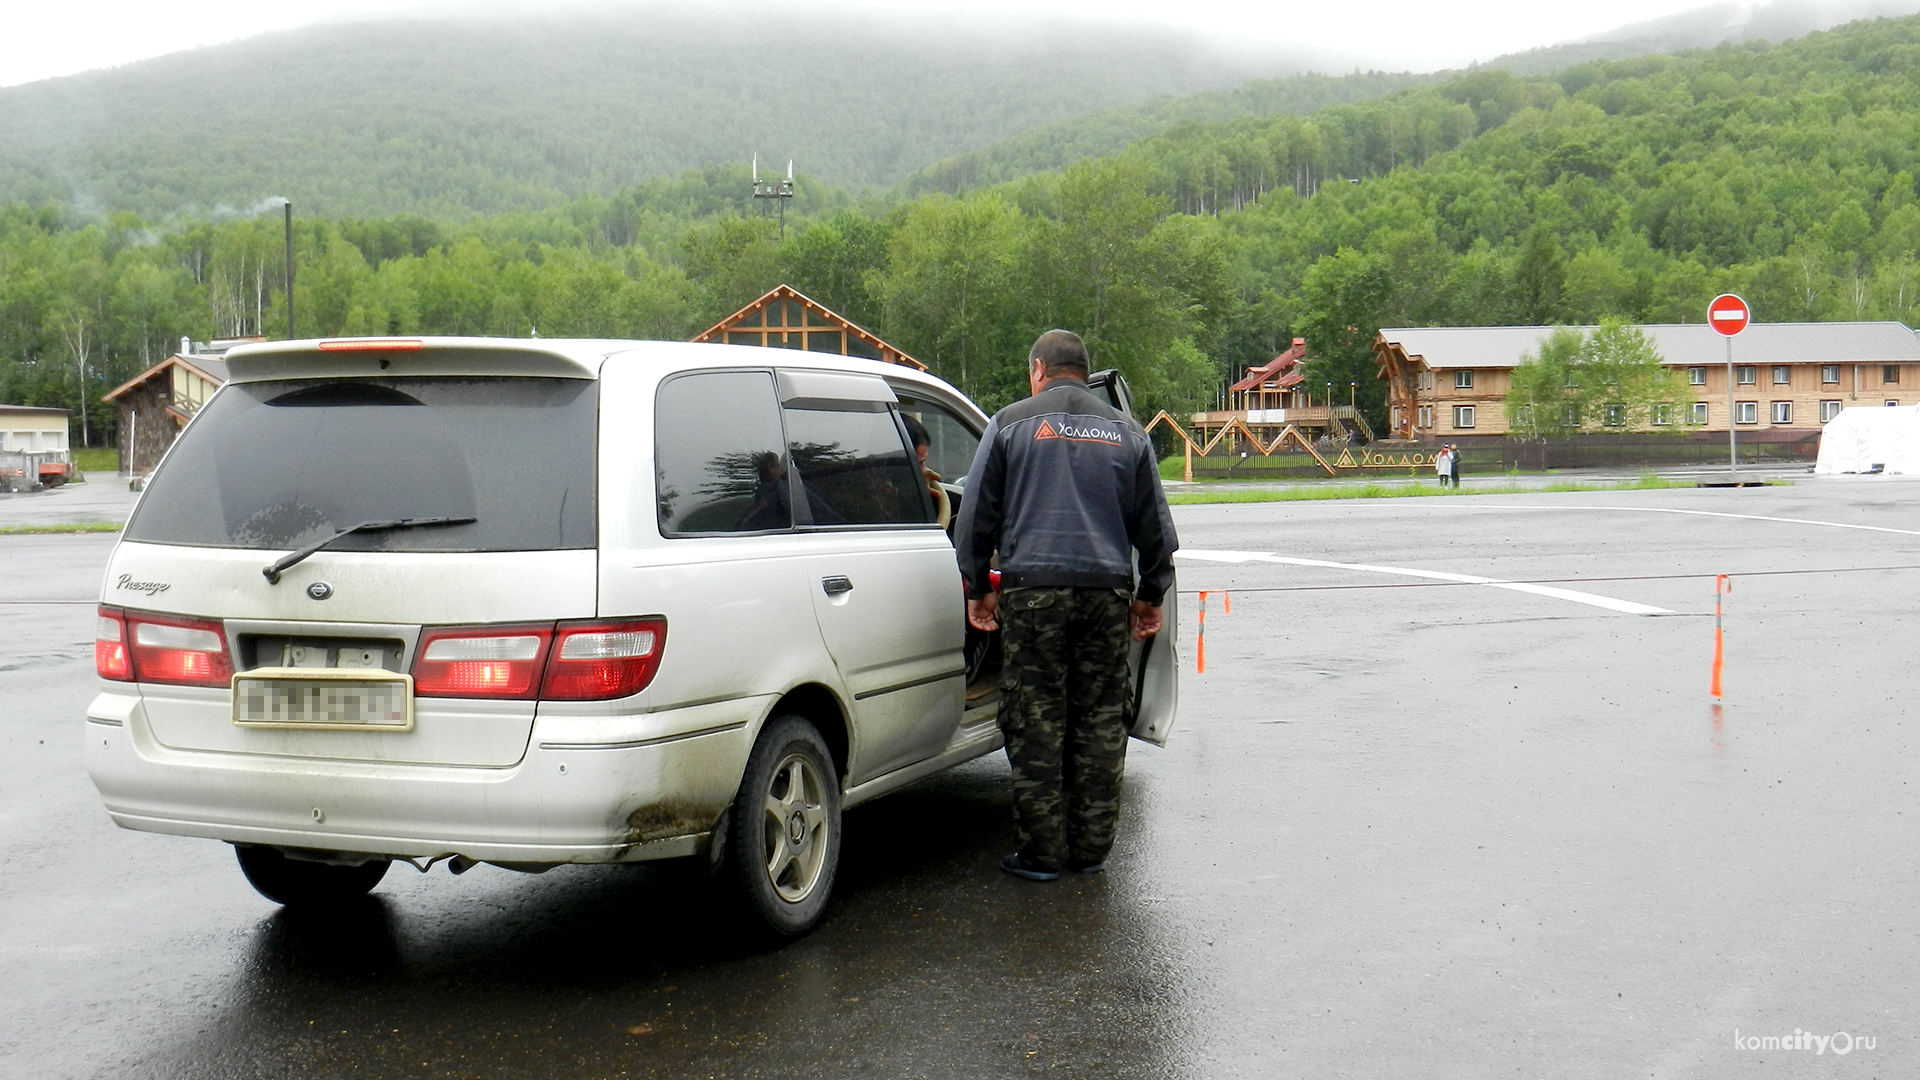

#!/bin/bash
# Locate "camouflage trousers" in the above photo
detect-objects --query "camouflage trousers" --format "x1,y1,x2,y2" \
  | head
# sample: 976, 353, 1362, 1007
998, 586, 1132, 870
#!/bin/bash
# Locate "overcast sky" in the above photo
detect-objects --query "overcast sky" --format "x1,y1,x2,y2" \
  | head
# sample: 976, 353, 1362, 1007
0, 0, 1812, 88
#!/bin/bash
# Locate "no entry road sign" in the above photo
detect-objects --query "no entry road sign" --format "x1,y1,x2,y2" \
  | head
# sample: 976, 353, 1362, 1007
1709, 293, 1750, 336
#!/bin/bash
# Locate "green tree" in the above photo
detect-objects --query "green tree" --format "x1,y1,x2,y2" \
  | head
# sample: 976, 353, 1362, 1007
1506, 320, 1684, 435
780, 211, 891, 327
869, 193, 1028, 399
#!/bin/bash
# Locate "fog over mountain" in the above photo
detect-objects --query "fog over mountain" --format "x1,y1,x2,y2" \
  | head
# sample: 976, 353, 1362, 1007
1485, 0, 1920, 72
8, 0, 1920, 219
0, 10, 1348, 217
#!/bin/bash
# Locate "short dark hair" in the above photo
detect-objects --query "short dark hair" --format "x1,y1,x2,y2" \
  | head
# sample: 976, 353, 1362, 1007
1029, 329, 1090, 378
900, 413, 930, 450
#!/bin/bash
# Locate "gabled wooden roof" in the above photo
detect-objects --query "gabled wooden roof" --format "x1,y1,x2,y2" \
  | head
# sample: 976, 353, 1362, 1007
1229, 338, 1307, 393
692, 284, 924, 371
103, 353, 230, 403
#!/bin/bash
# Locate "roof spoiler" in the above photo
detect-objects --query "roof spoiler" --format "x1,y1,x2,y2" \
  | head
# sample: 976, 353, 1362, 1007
221, 338, 604, 383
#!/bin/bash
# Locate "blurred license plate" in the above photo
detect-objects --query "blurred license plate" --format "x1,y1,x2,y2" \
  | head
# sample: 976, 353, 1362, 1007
232, 670, 414, 731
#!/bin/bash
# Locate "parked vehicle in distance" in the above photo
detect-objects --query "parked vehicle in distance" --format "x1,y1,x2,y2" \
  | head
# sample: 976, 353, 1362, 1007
86, 337, 1178, 937
37, 450, 72, 487
0, 449, 69, 491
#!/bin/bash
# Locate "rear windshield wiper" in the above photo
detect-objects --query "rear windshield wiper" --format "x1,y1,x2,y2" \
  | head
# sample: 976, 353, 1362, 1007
262, 517, 477, 584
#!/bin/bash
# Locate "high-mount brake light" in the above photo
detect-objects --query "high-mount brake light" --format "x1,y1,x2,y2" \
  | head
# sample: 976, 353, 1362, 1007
542, 618, 668, 700
123, 611, 234, 687
412, 626, 553, 699
316, 338, 425, 352
95, 607, 130, 680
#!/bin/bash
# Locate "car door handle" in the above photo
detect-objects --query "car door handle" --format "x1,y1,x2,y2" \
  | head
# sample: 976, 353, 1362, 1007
821, 576, 854, 597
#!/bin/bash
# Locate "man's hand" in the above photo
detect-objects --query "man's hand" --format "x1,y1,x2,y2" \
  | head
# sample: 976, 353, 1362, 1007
967, 593, 1000, 632
1129, 600, 1162, 641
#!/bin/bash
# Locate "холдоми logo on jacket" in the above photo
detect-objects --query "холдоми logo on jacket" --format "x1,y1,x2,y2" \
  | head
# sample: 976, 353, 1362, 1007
1031, 416, 1124, 445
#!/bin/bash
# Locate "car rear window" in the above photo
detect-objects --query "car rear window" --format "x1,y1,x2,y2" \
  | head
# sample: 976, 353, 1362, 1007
125, 377, 597, 551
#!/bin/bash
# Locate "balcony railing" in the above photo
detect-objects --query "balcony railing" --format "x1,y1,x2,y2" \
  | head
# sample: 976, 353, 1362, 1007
1190, 405, 1358, 425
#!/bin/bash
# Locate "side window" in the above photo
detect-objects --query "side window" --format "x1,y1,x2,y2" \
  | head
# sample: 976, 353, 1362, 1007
895, 392, 982, 483
782, 402, 929, 527
655, 370, 792, 535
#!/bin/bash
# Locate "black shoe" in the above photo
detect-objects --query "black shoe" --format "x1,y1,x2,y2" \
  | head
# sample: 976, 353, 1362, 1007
1066, 858, 1107, 874
998, 853, 1061, 881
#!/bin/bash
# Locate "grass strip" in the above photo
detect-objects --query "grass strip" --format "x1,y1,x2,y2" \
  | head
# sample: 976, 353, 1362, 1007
0, 522, 123, 534
1166, 476, 1702, 505
72, 449, 119, 472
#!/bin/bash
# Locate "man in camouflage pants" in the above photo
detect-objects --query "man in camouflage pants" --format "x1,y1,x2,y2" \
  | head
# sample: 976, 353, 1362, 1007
954, 329, 1178, 881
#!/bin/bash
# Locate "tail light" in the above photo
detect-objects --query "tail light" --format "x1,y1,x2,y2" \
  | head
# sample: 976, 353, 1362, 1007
544, 618, 667, 700
96, 607, 130, 680
413, 626, 553, 699
119, 610, 234, 687
409, 618, 667, 701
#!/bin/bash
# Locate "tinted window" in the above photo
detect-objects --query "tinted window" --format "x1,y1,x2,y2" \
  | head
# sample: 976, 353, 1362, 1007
895, 392, 981, 483
125, 377, 596, 551
784, 404, 929, 527
655, 371, 791, 535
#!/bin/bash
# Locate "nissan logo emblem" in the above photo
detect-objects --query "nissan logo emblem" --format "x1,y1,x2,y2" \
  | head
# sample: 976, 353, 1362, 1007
306, 581, 333, 601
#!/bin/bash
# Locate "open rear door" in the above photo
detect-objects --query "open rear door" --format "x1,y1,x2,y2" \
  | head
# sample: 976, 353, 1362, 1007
1087, 369, 1179, 746
1128, 577, 1179, 746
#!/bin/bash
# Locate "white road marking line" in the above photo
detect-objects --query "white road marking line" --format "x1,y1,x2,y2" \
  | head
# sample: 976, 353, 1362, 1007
1176, 549, 1672, 616
1441, 503, 1920, 538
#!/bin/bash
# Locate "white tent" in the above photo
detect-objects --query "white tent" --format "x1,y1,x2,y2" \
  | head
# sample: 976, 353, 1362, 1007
1815, 404, 1920, 474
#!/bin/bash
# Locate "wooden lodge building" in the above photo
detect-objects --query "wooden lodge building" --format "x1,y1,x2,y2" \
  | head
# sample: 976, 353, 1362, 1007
1375, 322, 1920, 441
1190, 338, 1373, 444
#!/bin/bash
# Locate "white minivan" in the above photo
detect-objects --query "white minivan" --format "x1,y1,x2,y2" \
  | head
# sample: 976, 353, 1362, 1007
85, 337, 1177, 936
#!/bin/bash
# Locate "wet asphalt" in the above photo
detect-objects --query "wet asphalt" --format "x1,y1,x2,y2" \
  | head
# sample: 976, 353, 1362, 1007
3, 477, 1917, 1078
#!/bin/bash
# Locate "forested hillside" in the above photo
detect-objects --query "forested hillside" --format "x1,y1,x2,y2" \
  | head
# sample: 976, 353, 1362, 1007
899, 71, 1437, 196
0, 12, 1312, 217
900, 0, 1920, 196
10, 15, 1920, 444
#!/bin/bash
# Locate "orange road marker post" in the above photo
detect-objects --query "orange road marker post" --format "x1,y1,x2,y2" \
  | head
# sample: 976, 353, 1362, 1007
1710, 575, 1731, 698
1194, 591, 1229, 673
1196, 591, 1208, 673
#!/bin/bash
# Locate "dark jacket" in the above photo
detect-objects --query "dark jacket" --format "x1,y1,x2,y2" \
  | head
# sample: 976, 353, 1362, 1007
955, 378, 1178, 604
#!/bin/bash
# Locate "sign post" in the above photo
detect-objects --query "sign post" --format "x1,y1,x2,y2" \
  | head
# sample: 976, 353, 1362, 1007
1709, 293, 1750, 472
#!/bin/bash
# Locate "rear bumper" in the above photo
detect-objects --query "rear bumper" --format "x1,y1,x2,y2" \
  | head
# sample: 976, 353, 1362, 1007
84, 690, 761, 865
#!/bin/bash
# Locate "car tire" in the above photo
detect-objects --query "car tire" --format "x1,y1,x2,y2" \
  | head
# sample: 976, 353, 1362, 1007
234, 845, 390, 906
723, 715, 841, 939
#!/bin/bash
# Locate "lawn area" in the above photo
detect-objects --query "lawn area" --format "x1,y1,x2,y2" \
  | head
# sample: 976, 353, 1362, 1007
0, 522, 121, 534
1166, 475, 1694, 504
73, 448, 118, 472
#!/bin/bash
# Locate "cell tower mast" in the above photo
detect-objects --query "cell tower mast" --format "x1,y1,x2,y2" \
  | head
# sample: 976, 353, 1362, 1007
751, 155, 796, 238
